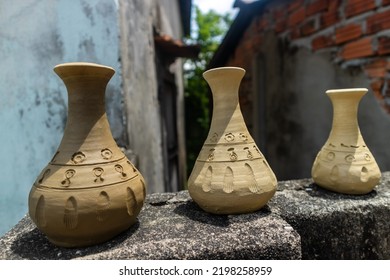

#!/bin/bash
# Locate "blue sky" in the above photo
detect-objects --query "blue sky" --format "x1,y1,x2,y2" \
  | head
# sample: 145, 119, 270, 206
194, 0, 237, 15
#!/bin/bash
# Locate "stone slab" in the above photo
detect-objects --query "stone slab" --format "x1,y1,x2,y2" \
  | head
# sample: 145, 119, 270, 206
268, 172, 390, 259
0, 191, 301, 260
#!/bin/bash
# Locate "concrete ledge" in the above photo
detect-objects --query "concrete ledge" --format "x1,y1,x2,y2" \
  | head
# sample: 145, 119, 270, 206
2, 172, 389, 260
269, 172, 390, 259
0, 191, 301, 260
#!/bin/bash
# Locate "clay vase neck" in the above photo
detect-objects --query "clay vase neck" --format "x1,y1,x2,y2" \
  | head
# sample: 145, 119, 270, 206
327, 89, 365, 146
204, 67, 247, 142
54, 63, 118, 161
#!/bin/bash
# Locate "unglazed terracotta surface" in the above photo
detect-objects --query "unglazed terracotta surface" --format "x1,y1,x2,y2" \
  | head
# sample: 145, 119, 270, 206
312, 88, 381, 194
28, 62, 146, 247
188, 67, 277, 214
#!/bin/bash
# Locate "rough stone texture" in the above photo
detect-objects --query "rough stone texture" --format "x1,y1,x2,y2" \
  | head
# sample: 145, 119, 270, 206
269, 172, 390, 259
0, 191, 301, 260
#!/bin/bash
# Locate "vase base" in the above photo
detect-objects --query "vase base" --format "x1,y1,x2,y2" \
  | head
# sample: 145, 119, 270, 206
190, 189, 276, 215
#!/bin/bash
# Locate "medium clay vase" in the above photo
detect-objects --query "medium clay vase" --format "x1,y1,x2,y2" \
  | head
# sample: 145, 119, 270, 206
188, 67, 277, 214
311, 88, 381, 194
28, 62, 146, 247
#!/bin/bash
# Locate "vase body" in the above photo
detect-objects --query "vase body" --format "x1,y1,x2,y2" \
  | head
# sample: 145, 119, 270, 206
311, 88, 381, 194
28, 62, 146, 247
188, 67, 277, 214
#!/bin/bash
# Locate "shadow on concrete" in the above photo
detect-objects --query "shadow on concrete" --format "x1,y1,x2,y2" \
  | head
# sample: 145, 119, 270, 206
173, 200, 272, 227
305, 183, 378, 200
10, 221, 140, 260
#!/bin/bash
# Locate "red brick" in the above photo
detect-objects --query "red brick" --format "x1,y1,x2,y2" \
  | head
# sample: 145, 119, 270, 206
378, 36, 390, 55
335, 23, 363, 44
364, 59, 387, 78
345, 0, 377, 18
288, 7, 306, 27
252, 34, 263, 48
340, 37, 375, 60
290, 28, 301, 40
288, 0, 304, 12
320, 11, 340, 29
256, 17, 269, 32
301, 19, 317, 36
275, 19, 287, 33
273, 7, 286, 19
328, 0, 341, 12
312, 34, 334, 50
370, 79, 384, 100
306, 0, 329, 16
366, 10, 390, 34
382, 0, 390, 6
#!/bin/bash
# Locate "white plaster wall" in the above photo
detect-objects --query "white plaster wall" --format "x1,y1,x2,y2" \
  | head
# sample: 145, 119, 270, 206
119, 0, 187, 193
0, 0, 123, 235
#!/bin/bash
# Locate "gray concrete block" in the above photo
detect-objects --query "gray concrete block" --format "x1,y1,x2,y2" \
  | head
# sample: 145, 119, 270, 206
268, 172, 390, 259
0, 191, 301, 260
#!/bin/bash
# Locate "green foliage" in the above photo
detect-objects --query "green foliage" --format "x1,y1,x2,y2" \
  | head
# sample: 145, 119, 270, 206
184, 6, 233, 178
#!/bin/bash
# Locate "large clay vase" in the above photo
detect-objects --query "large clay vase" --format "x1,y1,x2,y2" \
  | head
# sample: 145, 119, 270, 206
312, 88, 381, 194
188, 67, 277, 214
28, 62, 146, 247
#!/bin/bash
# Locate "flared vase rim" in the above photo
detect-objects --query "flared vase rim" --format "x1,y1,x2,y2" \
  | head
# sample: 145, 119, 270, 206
203, 66, 245, 76
326, 88, 368, 94
54, 62, 114, 71
53, 62, 115, 79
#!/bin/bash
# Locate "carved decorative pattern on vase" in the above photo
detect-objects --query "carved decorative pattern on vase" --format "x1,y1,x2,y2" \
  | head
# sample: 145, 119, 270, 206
35, 195, 46, 228
127, 160, 137, 173
50, 151, 59, 163
330, 165, 339, 182
202, 166, 213, 192
345, 154, 355, 163
210, 133, 218, 143
245, 163, 260, 193
253, 145, 262, 157
207, 149, 215, 161
239, 133, 248, 141
38, 169, 51, 184
71, 151, 86, 164
61, 169, 76, 187
327, 152, 335, 161
228, 148, 238, 161
224, 133, 235, 142
115, 164, 127, 179
126, 187, 137, 216
101, 148, 113, 160
223, 167, 234, 193
244, 147, 253, 160
63, 197, 78, 229
93, 167, 104, 183
96, 191, 110, 222
361, 166, 369, 182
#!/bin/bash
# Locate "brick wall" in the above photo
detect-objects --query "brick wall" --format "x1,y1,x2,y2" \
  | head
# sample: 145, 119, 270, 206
227, 0, 390, 113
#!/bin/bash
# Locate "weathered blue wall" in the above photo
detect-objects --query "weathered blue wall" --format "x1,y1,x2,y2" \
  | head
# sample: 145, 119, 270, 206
0, 0, 124, 235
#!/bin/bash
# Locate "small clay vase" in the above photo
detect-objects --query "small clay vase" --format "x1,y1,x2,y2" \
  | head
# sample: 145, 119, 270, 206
188, 67, 277, 214
311, 88, 381, 194
28, 62, 146, 247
